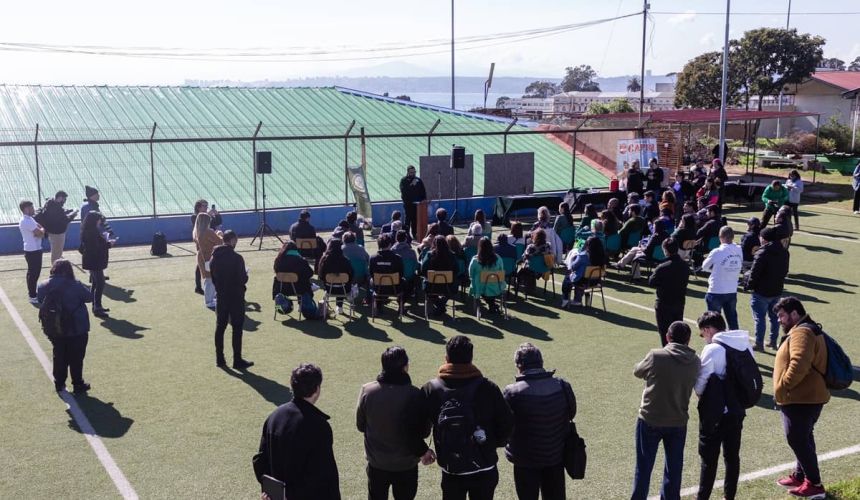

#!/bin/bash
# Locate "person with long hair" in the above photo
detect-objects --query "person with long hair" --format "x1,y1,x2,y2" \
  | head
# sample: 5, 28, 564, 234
193, 212, 223, 308
507, 222, 526, 248
600, 209, 620, 237
37, 259, 93, 393
561, 236, 606, 308
784, 170, 804, 230
191, 199, 222, 294
580, 203, 598, 230
553, 202, 574, 236
531, 206, 551, 231
420, 235, 458, 315
317, 239, 354, 316
671, 214, 698, 260
518, 228, 551, 291
80, 211, 113, 317
469, 237, 505, 313
418, 222, 440, 254
446, 235, 468, 285
660, 190, 676, 218
474, 209, 492, 238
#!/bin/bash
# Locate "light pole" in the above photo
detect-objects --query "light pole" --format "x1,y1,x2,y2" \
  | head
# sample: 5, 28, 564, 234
776, 0, 792, 138
718, 0, 731, 165
638, 0, 648, 124
451, 0, 455, 110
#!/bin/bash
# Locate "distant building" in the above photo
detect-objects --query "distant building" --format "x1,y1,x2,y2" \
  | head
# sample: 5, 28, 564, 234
756, 72, 860, 136
498, 97, 554, 118
552, 91, 676, 114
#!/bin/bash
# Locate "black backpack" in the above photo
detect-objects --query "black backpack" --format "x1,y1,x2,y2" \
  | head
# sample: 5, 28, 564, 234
715, 341, 763, 409
150, 232, 167, 256
39, 289, 72, 340
431, 378, 489, 474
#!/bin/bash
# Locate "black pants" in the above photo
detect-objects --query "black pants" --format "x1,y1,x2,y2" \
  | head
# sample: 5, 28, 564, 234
367, 465, 418, 500
441, 468, 499, 500
195, 265, 202, 291
215, 298, 245, 363
403, 201, 418, 239
24, 250, 43, 298
90, 268, 105, 310
781, 403, 823, 485
513, 464, 565, 500
786, 202, 800, 230
698, 413, 744, 500
655, 303, 685, 347
52, 334, 88, 388
853, 189, 860, 212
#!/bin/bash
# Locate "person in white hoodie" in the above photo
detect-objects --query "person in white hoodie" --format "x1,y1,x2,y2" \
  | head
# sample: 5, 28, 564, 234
693, 311, 754, 500
784, 170, 804, 231
701, 226, 743, 330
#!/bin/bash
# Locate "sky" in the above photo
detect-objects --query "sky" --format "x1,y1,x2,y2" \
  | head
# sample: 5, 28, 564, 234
1, 0, 858, 85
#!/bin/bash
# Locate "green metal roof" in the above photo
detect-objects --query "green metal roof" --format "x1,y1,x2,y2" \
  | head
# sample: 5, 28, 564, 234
0, 85, 607, 224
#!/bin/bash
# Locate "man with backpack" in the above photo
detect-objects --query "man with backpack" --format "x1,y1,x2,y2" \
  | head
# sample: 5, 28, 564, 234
772, 297, 830, 499
422, 335, 514, 500
503, 343, 576, 500
693, 311, 758, 500
35, 191, 78, 263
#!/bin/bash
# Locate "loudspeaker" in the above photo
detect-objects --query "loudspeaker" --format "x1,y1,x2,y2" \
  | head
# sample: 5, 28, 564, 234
256, 151, 272, 174
450, 146, 466, 169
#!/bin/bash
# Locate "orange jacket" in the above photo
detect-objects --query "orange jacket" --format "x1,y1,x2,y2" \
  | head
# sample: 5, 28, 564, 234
773, 317, 830, 405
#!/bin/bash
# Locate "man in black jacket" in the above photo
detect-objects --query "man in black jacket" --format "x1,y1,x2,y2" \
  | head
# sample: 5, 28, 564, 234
423, 335, 514, 500
289, 209, 324, 260
400, 165, 427, 239
36, 191, 78, 264
645, 159, 664, 193
626, 160, 645, 195
209, 230, 252, 369
745, 227, 790, 351
357, 347, 435, 500
649, 238, 691, 346
370, 234, 405, 315
503, 343, 576, 500
254, 364, 340, 500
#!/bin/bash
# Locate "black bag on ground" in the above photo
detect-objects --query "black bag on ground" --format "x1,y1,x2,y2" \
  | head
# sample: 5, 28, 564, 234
39, 289, 72, 340
150, 232, 167, 256
561, 383, 587, 479
715, 341, 763, 409
431, 378, 488, 474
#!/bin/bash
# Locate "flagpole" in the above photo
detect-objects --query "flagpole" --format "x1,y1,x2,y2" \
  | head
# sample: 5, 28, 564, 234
718, 0, 731, 164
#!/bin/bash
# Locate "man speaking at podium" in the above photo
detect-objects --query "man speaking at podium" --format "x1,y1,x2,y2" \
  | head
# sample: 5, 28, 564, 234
399, 165, 426, 240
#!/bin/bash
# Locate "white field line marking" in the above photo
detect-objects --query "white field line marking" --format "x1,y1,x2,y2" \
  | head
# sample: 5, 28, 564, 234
647, 443, 860, 500
0, 286, 139, 500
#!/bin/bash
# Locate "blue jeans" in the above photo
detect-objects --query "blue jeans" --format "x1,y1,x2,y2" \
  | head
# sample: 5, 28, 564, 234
705, 293, 738, 330
750, 293, 780, 346
631, 419, 687, 500
561, 275, 584, 302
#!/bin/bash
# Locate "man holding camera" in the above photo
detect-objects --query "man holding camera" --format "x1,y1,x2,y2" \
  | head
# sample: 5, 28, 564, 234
36, 190, 78, 263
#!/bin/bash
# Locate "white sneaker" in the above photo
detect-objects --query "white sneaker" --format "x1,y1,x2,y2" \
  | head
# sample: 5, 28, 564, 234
855, 210, 860, 215
336, 306, 344, 315
311, 283, 321, 292
28, 296, 39, 304
560, 299, 570, 308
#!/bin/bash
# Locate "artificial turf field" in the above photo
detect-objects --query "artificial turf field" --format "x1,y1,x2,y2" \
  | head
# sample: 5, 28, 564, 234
1, 202, 859, 500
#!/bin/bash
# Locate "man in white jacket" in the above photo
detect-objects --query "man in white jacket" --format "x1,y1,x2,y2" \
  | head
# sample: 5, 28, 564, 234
702, 226, 743, 330
694, 311, 754, 500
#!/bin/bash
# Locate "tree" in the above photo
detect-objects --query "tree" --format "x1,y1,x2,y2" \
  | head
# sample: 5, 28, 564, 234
584, 98, 635, 115
736, 28, 824, 110
523, 80, 558, 98
561, 65, 600, 92
495, 96, 511, 108
849, 56, 860, 71
820, 57, 846, 71
585, 102, 610, 115
626, 77, 642, 92
674, 50, 744, 109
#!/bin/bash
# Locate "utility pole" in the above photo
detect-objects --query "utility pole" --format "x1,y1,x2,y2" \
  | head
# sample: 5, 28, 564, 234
451, 0, 455, 110
638, 0, 648, 124
718, 0, 731, 165
776, 0, 792, 138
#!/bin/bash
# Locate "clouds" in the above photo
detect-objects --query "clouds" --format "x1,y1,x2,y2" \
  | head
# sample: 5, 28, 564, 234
667, 10, 697, 25
699, 33, 716, 46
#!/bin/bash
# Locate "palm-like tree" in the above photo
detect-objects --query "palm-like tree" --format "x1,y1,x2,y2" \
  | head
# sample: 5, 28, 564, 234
626, 77, 642, 93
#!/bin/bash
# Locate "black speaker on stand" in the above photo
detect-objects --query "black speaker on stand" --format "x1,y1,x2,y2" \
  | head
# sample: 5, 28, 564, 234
250, 151, 284, 250
450, 145, 465, 224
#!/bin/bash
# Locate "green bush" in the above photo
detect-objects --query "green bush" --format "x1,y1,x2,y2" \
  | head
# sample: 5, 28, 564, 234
819, 115, 858, 154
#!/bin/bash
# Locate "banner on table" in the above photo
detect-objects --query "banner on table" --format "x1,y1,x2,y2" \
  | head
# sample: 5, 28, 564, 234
615, 138, 658, 175
347, 164, 373, 227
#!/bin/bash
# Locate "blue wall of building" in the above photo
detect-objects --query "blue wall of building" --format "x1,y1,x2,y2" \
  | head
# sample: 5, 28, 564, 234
0, 195, 539, 255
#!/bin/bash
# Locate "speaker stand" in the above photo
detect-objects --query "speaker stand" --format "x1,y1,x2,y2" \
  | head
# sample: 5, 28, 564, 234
250, 173, 284, 250
449, 168, 460, 224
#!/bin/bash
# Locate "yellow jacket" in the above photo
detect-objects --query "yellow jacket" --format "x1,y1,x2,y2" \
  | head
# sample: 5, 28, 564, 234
773, 316, 830, 405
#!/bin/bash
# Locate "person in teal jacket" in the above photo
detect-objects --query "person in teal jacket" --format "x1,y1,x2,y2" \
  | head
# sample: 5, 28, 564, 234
469, 238, 506, 314
760, 179, 789, 227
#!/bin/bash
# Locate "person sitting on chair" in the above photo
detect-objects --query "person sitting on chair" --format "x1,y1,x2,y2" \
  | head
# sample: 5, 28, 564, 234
579, 203, 598, 230
562, 236, 607, 308
392, 230, 418, 299
446, 235, 469, 287
696, 205, 721, 244
381, 211, 401, 235
554, 202, 574, 236
740, 217, 762, 263
369, 233, 404, 315
272, 241, 314, 301
622, 193, 641, 221
694, 197, 710, 228
317, 239, 354, 316
469, 237, 505, 314
464, 219, 485, 251
659, 190, 676, 219
600, 209, 620, 237
518, 228, 552, 291
418, 223, 439, 254
494, 233, 517, 261
671, 214, 698, 260
643, 191, 660, 221
608, 197, 624, 222
290, 209, 324, 260
420, 235, 458, 316
342, 231, 370, 289
619, 204, 648, 251
346, 210, 364, 245
435, 208, 454, 237
506, 222, 526, 249
615, 219, 670, 279
329, 220, 350, 243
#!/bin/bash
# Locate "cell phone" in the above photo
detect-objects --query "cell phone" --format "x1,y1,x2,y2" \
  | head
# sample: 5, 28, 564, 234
261, 475, 285, 500
211, 204, 216, 211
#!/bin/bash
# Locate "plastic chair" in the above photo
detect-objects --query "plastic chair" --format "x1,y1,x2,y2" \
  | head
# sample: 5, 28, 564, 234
625, 231, 643, 250
273, 272, 302, 320
464, 246, 477, 265
519, 254, 556, 299
604, 234, 621, 256
424, 270, 456, 320
295, 238, 318, 263
707, 236, 720, 251
582, 266, 607, 311
371, 273, 403, 322
560, 226, 577, 251
475, 270, 508, 320
321, 272, 353, 320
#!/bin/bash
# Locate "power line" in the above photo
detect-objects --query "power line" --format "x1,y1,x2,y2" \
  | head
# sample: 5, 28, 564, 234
652, 11, 860, 15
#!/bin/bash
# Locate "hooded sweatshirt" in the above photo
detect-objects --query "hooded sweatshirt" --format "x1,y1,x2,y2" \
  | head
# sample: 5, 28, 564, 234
694, 330, 753, 398
634, 343, 700, 427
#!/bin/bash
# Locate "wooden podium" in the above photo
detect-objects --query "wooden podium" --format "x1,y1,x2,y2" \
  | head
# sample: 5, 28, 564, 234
416, 200, 430, 241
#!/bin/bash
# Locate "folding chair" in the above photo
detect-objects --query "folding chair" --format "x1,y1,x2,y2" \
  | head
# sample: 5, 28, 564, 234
582, 266, 607, 311
560, 226, 577, 252
321, 273, 353, 320
633, 246, 666, 280
681, 239, 699, 280
518, 254, 556, 300
371, 272, 403, 322
424, 270, 456, 320
604, 233, 622, 257
295, 238, 318, 265
475, 270, 508, 320
273, 272, 302, 320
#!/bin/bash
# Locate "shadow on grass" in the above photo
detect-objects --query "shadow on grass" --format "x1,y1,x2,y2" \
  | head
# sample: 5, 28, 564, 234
791, 242, 844, 254
756, 392, 776, 411
219, 366, 293, 406
280, 318, 342, 339
450, 317, 504, 339
103, 283, 136, 303
577, 308, 656, 333
391, 320, 447, 345
507, 299, 560, 320
493, 315, 552, 341
343, 316, 392, 343
67, 394, 134, 438
99, 317, 148, 339
784, 276, 855, 295
800, 230, 858, 241
243, 301, 263, 332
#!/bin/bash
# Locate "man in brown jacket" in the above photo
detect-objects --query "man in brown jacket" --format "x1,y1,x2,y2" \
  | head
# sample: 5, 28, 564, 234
772, 297, 829, 499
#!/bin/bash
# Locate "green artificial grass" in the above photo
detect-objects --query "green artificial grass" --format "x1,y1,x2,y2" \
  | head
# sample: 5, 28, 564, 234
1, 202, 859, 499
827, 476, 860, 500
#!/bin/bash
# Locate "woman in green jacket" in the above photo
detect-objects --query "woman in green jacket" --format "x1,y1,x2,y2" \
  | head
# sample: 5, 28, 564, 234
469, 237, 506, 313
760, 179, 788, 227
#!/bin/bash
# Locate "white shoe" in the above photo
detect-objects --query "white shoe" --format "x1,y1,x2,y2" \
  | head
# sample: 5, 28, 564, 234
28, 296, 39, 304
561, 299, 570, 308
855, 210, 860, 215
336, 306, 344, 315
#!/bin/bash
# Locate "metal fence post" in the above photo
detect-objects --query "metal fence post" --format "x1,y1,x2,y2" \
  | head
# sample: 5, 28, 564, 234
150, 122, 158, 217
813, 114, 820, 184
502, 118, 517, 154
344, 120, 355, 205
427, 120, 441, 156
34, 124, 41, 202
571, 130, 578, 188
252, 122, 262, 211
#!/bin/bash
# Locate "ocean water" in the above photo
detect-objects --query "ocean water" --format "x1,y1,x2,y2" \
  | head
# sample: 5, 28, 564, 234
400, 92, 509, 110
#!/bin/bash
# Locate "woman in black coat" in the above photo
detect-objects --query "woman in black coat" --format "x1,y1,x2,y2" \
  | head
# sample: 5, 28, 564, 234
272, 241, 314, 299
80, 211, 111, 317
317, 240, 354, 310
